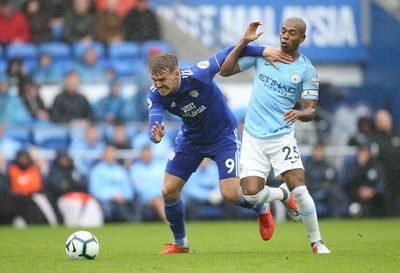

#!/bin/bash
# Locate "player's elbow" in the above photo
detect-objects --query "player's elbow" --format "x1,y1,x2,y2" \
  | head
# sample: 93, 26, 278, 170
219, 70, 229, 77
219, 69, 233, 77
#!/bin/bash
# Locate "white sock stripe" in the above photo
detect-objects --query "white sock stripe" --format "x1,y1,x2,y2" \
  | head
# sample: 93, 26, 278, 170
299, 207, 316, 217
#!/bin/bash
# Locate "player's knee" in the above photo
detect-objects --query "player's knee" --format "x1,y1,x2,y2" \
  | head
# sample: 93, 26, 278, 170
220, 190, 236, 204
241, 178, 265, 196
244, 187, 268, 205
161, 185, 179, 201
219, 178, 241, 204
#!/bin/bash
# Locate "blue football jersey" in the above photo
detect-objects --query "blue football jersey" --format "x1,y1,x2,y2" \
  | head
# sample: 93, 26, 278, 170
147, 55, 238, 145
238, 51, 319, 139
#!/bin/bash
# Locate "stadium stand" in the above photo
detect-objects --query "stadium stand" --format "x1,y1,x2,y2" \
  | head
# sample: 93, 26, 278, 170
31, 126, 70, 150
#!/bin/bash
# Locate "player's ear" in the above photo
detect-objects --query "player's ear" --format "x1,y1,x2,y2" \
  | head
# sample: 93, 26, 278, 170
300, 34, 306, 43
174, 69, 180, 77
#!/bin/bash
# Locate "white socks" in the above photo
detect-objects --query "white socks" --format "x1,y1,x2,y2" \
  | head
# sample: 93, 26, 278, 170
244, 185, 284, 205
291, 185, 321, 243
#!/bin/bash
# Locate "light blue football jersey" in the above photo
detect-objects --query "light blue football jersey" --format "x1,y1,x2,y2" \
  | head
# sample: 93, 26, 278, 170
238, 51, 319, 139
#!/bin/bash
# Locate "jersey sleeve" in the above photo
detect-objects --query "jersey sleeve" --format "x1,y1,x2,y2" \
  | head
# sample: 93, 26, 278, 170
238, 56, 257, 72
301, 66, 319, 100
147, 87, 165, 142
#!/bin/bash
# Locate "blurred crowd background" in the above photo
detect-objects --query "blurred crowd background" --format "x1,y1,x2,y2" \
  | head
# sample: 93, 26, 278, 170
0, 0, 399, 228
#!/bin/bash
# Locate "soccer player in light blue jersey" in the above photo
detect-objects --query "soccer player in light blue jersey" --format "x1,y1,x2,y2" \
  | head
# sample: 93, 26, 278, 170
147, 23, 297, 254
220, 19, 331, 254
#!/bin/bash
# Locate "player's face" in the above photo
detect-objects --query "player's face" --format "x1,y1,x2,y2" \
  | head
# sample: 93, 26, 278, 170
280, 21, 305, 53
150, 69, 180, 96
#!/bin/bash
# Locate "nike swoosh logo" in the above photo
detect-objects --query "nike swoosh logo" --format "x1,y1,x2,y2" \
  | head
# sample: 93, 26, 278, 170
72, 242, 76, 252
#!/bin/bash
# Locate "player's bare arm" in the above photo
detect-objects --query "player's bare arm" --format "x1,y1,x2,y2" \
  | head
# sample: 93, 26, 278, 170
151, 121, 165, 143
282, 99, 317, 124
219, 21, 263, 76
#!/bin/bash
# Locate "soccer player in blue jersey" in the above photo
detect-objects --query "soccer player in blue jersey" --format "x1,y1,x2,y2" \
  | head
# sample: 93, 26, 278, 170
147, 23, 298, 254
219, 19, 331, 254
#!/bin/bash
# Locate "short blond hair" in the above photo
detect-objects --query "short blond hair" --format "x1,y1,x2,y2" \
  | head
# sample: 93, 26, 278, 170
149, 53, 179, 76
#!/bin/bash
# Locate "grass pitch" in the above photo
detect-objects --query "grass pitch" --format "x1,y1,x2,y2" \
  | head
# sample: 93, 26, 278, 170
1, 219, 399, 273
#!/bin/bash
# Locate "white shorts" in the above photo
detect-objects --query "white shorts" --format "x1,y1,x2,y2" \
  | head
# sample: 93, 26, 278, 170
239, 131, 304, 180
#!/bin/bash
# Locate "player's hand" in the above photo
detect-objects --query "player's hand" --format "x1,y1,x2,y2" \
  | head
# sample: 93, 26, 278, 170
282, 109, 300, 124
242, 21, 264, 43
151, 121, 165, 143
263, 48, 293, 69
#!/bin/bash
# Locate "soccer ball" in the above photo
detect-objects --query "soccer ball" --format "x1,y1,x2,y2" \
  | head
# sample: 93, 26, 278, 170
65, 231, 99, 260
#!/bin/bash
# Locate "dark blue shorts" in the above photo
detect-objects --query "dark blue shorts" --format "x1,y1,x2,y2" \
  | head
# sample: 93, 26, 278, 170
165, 129, 242, 181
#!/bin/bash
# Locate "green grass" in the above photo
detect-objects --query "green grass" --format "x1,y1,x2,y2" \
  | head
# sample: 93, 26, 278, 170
1, 219, 399, 273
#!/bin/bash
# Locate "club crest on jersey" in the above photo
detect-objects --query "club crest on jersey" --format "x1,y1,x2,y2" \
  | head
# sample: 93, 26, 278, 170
147, 98, 152, 109
189, 90, 199, 98
290, 73, 301, 83
197, 61, 209, 69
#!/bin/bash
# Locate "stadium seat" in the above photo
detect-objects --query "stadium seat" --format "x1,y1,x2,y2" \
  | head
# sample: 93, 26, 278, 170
0, 59, 7, 75
23, 59, 39, 74
108, 41, 141, 60
141, 40, 173, 56
6, 43, 39, 60
52, 58, 75, 75
73, 41, 106, 60
108, 58, 145, 77
32, 126, 70, 150
5, 127, 32, 145
38, 42, 72, 59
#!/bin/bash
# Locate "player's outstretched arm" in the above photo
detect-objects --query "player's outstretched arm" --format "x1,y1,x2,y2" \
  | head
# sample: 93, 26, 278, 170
219, 21, 263, 77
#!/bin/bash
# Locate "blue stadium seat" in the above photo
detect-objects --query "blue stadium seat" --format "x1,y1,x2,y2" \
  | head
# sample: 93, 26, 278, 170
5, 127, 32, 145
32, 126, 70, 150
23, 59, 39, 74
39, 42, 72, 59
108, 58, 145, 77
6, 43, 39, 60
53, 58, 75, 75
141, 40, 173, 56
108, 41, 141, 60
0, 59, 7, 75
73, 41, 106, 59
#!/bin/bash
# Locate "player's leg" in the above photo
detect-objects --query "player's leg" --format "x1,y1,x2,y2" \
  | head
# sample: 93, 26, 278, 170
282, 169, 330, 253
159, 136, 202, 254
212, 128, 267, 213
219, 176, 275, 241
158, 173, 189, 254
213, 131, 274, 240
219, 177, 265, 214
270, 132, 329, 253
